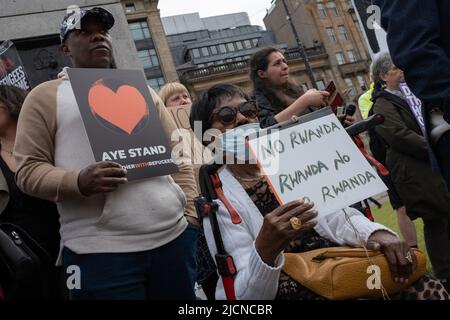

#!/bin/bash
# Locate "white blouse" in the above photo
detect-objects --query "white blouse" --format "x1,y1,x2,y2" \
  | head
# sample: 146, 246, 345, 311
202, 166, 396, 300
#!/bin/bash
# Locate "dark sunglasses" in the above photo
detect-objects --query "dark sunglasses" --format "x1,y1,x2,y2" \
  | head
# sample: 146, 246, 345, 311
210, 100, 258, 125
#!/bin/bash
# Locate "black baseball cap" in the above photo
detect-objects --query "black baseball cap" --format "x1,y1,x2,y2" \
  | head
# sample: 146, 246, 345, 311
60, 7, 115, 42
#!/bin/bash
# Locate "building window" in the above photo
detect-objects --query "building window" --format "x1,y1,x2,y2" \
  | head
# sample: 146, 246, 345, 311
218, 44, 227, 54
357, 75, 367, 90
129, 21, 151, 41
317, 3, 327, 17
192, 48, 200, 58
125, 3, 136, 13
147, 77, 165, 91
338, 25, 349, 41
317, 79, 326, 91
201, 47, 210, 56
235, 41, 244, 50
210, 46, 218, 55
347, 50, 356, 62
345, 78, 356, 95
252, 38, 259, 47
335, 52, 345, 65
227, 43, 235, 52
243, 40, 252, 49
326, 28, 336, 44
328, 1, 339, 16
138, 49, 160, 68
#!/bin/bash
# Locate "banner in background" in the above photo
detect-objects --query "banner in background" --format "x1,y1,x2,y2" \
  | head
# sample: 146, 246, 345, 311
0, 40, 31, 90
352, 0, 389, 59
399, 82, 428, 139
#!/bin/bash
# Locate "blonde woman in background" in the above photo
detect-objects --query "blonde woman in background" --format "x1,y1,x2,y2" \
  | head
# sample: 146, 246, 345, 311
159, 82, 213, 300
159, 82, 192, 107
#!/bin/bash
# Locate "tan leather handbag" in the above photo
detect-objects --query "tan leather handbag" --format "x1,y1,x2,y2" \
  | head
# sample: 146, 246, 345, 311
282, 247, 426, 300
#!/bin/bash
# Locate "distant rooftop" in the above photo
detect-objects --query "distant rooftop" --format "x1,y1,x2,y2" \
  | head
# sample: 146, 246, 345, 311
161, 12, 252, 35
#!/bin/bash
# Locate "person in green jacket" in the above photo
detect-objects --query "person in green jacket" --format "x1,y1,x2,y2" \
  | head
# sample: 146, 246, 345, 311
358, 82, 375, 120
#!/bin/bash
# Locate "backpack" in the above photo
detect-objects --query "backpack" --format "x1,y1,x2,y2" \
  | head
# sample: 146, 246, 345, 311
367, 105, 388, 164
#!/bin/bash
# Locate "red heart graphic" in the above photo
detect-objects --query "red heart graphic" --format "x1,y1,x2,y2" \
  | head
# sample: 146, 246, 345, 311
88, 83, 148, 135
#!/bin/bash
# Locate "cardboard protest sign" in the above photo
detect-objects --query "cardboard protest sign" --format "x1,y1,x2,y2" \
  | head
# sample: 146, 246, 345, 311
67, 68, 179, 181
167, 104, 213, 166
247, 108, 387, 217
0, 40, 31, 90
167, 104, 192, 130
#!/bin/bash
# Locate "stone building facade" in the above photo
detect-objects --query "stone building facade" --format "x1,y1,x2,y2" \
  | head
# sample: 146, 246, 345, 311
264, 0, 372, 103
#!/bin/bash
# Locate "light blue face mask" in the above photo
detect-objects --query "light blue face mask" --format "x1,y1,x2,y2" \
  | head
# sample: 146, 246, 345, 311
216, 122, 261, 162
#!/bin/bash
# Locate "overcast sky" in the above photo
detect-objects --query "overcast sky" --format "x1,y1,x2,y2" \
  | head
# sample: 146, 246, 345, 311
158, 0, 275, 29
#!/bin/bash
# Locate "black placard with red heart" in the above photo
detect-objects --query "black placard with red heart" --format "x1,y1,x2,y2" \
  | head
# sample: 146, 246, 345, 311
68, 68, 179, 181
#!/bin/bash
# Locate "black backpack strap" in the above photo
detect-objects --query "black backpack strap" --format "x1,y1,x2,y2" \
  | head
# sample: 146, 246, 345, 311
195, 164, 237, 300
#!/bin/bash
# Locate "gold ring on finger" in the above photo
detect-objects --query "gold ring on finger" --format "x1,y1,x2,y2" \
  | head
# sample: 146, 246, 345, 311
405, 251, 413, 264
289, 216, 302, 230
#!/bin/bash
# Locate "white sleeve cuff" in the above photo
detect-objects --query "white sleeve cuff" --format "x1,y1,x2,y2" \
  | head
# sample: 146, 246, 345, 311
249, 241, 284, 276
314, 208, 399, 247
349, 215, 398, 243
232, 242, 284, 300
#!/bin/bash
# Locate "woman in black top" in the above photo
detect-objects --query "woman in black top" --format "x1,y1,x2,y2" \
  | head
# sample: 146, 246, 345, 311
249, 47, 330, 128
0, 84, 61, 299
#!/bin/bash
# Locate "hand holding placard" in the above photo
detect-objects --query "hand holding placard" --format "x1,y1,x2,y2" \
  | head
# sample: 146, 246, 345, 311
255, 200, 318, 266
78, 161, 128, 196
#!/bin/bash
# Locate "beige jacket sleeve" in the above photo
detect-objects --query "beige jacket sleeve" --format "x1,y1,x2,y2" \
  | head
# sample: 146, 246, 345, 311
14, 79, 82, 202
149, 88, 199, 219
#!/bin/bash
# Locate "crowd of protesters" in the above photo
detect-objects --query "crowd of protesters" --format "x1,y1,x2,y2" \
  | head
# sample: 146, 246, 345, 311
0, 2, 449, 300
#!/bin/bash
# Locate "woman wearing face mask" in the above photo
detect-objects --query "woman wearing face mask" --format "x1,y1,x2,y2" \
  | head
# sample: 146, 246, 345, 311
189, 83, 448, 300
250, 47, 331, 128
371, 53, 450, 292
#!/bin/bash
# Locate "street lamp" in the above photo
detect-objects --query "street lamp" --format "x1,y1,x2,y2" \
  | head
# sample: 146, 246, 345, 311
281, 0, 317, 89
